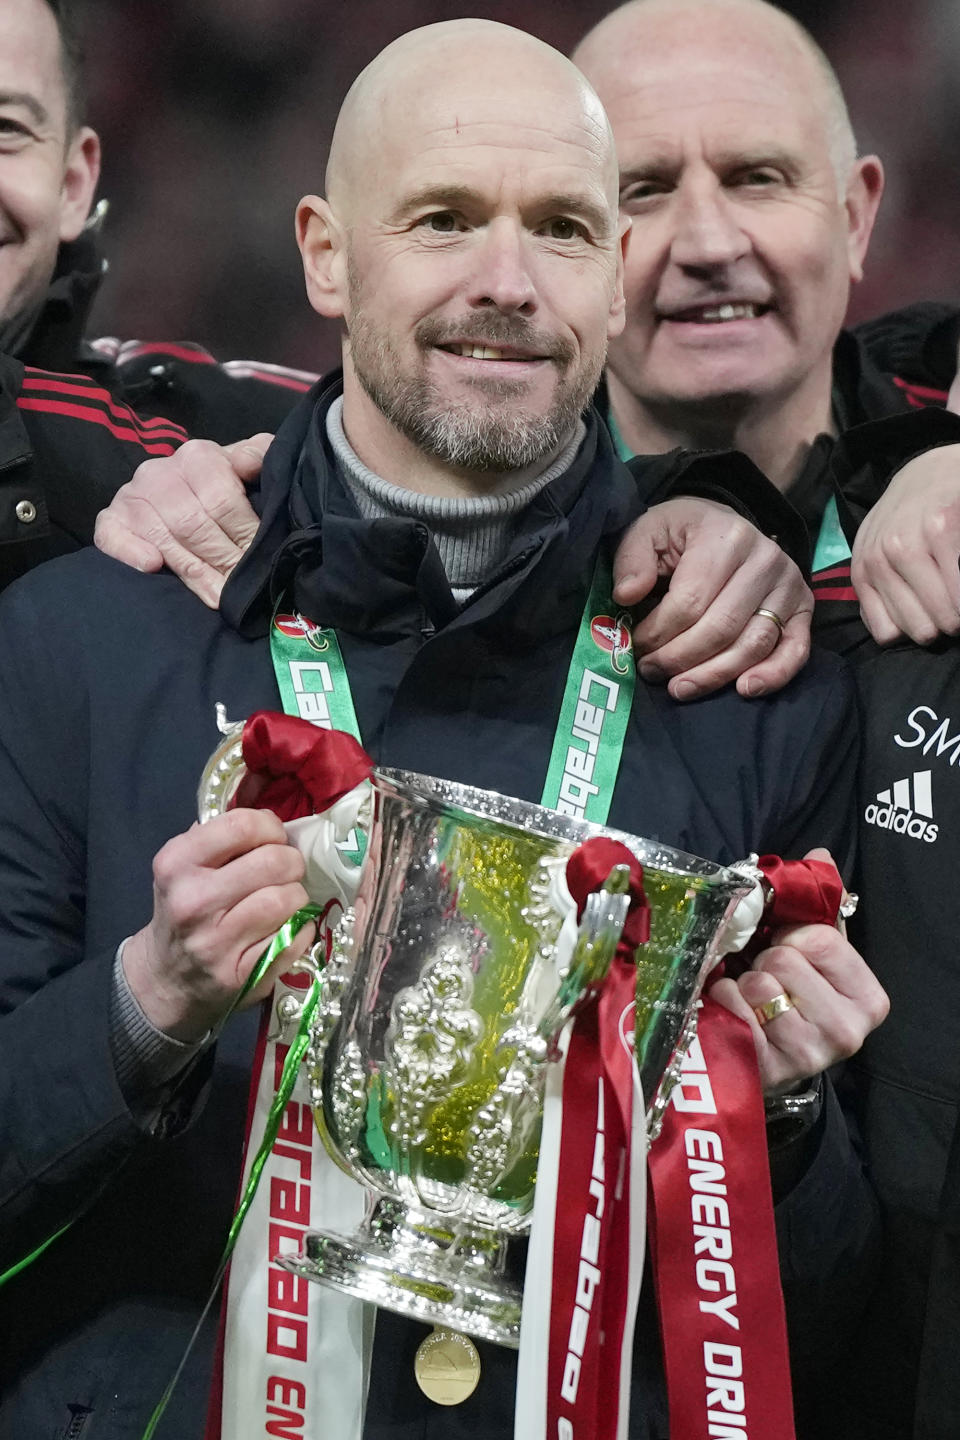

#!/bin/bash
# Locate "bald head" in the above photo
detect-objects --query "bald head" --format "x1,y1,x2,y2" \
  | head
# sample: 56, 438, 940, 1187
574, 0, 857, 188
326, 19, 619, 217
567, 0, 884, 486
298, 19, 629, 492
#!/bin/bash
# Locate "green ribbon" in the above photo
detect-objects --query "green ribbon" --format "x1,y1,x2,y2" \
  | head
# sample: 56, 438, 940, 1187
540, 555, 634, 823
0, 1222, 72, 1288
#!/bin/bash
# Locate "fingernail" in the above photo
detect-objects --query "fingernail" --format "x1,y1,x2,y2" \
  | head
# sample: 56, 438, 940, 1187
639, 662, 665, 683
743, 677, 766, 697
673, 680, 698, 701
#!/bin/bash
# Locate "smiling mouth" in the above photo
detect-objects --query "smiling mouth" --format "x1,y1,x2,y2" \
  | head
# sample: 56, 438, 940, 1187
438, 342, 546, 361
665, 303, 772, 324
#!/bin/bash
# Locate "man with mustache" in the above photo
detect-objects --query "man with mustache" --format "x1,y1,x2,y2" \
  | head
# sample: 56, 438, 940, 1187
0, 19, 885, 1439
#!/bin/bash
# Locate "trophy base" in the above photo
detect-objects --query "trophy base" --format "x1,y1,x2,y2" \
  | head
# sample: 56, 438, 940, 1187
278, 1197, 523, 1347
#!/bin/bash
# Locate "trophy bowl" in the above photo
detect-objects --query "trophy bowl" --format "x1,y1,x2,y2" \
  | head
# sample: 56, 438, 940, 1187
270, 767, 751, 1346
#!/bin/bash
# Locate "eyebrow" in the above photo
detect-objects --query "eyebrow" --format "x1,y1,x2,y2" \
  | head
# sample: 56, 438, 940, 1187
619, 146, 801, 188
395, 183, 615, 238
0, 90, 50, 127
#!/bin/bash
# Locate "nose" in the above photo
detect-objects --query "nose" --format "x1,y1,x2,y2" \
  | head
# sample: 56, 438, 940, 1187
466, 217, 537, 315
669, 179, 750, 272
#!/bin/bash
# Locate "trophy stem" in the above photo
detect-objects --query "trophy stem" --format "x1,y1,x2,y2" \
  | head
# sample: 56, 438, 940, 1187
278, 1197, 523, 1347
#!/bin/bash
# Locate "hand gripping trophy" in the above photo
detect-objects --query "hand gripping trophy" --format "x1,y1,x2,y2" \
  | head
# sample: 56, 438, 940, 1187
198, 709, 842, 1440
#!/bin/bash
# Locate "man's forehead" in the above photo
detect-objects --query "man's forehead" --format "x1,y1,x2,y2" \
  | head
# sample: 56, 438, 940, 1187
601, 56, 832, 168
393, 114, 609, 179
0, 0, 67, 128
366, 99, 616, 216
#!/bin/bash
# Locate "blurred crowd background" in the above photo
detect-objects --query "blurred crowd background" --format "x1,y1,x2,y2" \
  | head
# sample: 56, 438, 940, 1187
81, 0, 960, 373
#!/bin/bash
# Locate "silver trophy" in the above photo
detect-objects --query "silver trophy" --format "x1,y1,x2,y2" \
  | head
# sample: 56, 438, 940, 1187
199, 722, 755, 1347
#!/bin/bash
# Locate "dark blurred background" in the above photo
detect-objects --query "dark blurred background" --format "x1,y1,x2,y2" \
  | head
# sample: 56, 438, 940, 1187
81, 0, 960, 373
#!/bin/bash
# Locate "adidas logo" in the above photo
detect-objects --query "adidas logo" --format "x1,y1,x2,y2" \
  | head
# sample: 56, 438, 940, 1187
864, 769, 938, 843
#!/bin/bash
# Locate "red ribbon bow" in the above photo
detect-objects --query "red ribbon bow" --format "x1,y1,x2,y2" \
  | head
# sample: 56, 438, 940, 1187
231, 711, 373, 820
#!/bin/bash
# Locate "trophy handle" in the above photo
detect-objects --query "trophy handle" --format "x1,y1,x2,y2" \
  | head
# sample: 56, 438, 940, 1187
197, 704, 373, 912
461, 864, 632, 1205
533, 862, 632, 1056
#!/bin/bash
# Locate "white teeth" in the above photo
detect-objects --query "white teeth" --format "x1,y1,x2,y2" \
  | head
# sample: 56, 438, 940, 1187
450, 344, 511, 360
696, 303, 760, 322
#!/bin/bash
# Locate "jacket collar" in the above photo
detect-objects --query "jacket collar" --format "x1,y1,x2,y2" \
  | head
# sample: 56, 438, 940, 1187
220, 372, 641, 641
15, 228, 106, 374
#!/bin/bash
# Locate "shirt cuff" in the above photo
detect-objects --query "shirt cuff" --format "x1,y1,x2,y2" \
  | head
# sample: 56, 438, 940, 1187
109, 941, 208, 1101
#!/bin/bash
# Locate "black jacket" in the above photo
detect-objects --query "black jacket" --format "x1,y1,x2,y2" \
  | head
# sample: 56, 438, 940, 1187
0, 377, 870, 1439
0, 232, 314, 585
595, 303, 960, 1440
806, 306, 960, 1440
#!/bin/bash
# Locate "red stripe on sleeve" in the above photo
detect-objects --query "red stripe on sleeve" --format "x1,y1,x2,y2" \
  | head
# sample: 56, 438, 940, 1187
232, 369, 312, 393
892, 376, 949, 404
17, 398, 179, 454
115, 341, 218, 366
21, 374, 188, 442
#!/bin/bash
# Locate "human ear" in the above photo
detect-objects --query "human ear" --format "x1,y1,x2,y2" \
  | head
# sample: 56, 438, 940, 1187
845, 155, 884, 285
58, 127, 101, 242
607, 214, 632, 340
296, 195, 348, 319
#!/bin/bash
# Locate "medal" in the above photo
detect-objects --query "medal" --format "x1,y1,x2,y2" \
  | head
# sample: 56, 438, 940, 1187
414, 1327, 482, 1405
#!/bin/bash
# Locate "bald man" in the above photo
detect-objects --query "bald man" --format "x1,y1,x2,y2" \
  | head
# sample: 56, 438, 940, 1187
574, 0, 960, 655
0, 22, 886, 1439
573, 7, 960, 1438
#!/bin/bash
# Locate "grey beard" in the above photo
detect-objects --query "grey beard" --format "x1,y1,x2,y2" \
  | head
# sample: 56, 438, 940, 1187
358, 375, 581, 473
345, 267, 602, 472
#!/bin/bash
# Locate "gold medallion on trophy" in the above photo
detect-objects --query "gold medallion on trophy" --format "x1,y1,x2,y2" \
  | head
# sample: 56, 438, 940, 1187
414, 1327, 482, 1405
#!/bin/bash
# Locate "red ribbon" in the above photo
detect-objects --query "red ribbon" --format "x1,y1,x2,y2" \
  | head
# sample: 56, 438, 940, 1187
756, 853, 843, 928
566, 836, 651, 957
649, 999, 796, 1440
647, 852, 843, 1440
231, 711, 373, 820
547, 838, 649, 1440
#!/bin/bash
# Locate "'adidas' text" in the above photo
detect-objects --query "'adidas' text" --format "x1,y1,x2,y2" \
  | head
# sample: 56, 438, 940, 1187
864, 769, 938, 844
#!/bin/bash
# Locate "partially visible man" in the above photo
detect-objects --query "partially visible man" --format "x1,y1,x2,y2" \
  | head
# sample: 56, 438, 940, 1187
572, 4, 960, 1436
0, 20, 887, 1439
574, 0, 960, 665
0, 0, 315, 588
0, 0, 97, 362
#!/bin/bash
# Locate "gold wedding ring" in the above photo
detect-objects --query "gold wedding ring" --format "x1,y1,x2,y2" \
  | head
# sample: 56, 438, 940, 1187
754, 607, 786, 636
753, 991, 795, 1026
414, 1327, 482, 1405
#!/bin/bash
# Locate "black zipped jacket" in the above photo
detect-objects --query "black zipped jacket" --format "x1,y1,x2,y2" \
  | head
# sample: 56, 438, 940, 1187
804, 304, 960, 1440
0, 376, 868, 1440
0, 232, 315, 586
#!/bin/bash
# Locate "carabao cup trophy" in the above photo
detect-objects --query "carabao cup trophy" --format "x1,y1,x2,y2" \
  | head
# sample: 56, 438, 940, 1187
198, 715, 758, 1349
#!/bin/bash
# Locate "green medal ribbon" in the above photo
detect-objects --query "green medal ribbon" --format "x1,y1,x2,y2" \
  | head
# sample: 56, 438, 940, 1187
539, 555, 635, 822
270, 609, 367, 864
811, 492, 852, 572
270, 553, 635, 822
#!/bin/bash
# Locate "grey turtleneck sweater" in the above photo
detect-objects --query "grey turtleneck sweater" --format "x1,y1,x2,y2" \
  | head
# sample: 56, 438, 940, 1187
327, 396, 585, 601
